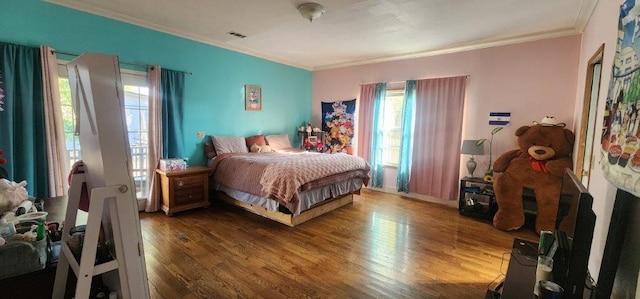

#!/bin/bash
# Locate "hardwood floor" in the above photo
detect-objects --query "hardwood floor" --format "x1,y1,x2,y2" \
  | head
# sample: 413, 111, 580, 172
139, 189, 538, 299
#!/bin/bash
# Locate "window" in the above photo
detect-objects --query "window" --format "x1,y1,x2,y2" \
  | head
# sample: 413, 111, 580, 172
59, 77, 80, 167
58, 64, 150, 199
381, 89, 405, 166
123, 84, 150, 199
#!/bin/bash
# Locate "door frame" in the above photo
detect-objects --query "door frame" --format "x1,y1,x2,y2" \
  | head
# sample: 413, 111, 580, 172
575, 44, 605, 187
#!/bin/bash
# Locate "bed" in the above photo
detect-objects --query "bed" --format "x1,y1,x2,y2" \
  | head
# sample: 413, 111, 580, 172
205, 134, 370, 226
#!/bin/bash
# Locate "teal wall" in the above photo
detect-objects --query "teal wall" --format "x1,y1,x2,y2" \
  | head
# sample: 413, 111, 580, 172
0, 0, 312, 166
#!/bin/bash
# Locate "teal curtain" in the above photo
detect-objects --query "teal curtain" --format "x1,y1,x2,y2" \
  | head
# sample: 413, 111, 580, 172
161, 69, 185, 159
397, 80, 416, 192
370, 83, 387, 188
0, 42, 49, 197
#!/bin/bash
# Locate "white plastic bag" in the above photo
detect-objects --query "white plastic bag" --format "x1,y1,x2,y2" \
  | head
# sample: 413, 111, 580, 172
0, 179, 29, 215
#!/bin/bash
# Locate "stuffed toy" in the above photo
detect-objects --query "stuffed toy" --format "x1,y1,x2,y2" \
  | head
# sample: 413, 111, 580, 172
492, 117, 575, 234
0, 178, 29, 216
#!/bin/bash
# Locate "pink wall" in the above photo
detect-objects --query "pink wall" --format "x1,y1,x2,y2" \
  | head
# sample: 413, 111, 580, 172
573, 0, 640, 294
313, 35, 581, 175
313, 1, 639, 291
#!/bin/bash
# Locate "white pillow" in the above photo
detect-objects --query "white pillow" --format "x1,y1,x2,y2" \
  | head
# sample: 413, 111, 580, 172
211, 135, 249, 154
265, 134, 292, 150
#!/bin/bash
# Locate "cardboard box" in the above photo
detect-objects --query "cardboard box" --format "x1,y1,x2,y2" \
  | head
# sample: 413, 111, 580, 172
159, 159, 186, 171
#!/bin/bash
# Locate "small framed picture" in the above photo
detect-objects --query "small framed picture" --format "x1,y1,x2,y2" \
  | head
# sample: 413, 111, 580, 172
308, 136, 318, 144
245, 85, 262, 111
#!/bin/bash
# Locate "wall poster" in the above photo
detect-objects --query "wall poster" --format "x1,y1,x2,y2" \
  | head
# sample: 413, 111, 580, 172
322, 99, 356, 153
601, 0, 640, 196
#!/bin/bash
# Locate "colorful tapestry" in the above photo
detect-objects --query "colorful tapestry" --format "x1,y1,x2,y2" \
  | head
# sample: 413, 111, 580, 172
601, 0, 640, 196
322, 99, 356, 153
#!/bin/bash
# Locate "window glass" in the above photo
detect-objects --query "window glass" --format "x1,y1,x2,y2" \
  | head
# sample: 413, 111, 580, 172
58, 65, 149, 198
381, 89, 405, 166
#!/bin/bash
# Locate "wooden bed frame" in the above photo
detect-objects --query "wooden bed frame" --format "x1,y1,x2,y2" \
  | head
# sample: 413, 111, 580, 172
214, 190, 359, 226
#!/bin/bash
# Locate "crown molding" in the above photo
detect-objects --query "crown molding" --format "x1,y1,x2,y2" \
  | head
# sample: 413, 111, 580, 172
574, 0, 600, 32
313, 29, 582, 71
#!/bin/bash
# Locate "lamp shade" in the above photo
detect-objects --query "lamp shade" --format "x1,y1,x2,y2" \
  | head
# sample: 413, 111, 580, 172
461, 140, 484, 155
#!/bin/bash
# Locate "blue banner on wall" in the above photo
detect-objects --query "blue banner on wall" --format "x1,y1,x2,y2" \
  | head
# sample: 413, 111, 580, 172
322, 99, 356, 153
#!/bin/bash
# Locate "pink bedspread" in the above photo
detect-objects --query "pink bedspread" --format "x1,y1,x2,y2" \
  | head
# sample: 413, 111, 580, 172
210, 151, 370, 210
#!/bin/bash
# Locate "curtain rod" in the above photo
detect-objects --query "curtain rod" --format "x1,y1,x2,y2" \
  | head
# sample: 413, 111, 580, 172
359, 80, 404, 86
52, 50, 193, 75
359, 75, 470, 86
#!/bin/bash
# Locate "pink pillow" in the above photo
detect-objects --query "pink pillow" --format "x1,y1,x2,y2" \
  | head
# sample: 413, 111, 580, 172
265, 134, 292, 150
245, 135, 267, 149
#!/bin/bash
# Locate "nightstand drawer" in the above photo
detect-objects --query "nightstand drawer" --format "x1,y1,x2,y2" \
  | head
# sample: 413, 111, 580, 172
174, 187, 204, 205
172, 175, 204, 190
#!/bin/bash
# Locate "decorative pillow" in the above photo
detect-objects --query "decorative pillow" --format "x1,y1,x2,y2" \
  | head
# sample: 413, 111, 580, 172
250, 144, 275, 153
265, 134, 292, 150
245, 134, 267, 149
211, 135, 249, 154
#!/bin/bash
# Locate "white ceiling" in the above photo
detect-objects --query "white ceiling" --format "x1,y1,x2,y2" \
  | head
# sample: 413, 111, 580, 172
46, 0, 598, 71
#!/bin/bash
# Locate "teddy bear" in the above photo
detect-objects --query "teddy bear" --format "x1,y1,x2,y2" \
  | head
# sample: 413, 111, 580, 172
492, 117, 575, 234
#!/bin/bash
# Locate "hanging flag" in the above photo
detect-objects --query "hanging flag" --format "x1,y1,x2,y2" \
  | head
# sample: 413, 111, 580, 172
489, 112, 510, 126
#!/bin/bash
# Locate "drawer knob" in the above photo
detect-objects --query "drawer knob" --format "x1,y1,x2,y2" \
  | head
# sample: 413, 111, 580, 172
178, 181, 184, 187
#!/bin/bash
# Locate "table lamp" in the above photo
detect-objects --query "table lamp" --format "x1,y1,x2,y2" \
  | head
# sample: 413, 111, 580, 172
461, 140, 485, 178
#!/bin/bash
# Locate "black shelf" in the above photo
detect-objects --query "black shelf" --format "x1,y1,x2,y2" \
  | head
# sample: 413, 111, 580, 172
458, 177, 538, 223
458, 177, 497, 220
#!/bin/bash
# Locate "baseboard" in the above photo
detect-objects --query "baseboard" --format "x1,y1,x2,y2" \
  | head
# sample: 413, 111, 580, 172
365, 186, 457, 208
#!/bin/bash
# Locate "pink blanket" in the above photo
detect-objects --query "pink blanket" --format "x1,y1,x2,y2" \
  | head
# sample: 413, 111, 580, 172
211, 151, 370, 209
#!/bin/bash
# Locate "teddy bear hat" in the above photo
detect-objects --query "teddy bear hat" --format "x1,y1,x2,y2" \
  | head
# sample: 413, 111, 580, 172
533, 116, 566, 127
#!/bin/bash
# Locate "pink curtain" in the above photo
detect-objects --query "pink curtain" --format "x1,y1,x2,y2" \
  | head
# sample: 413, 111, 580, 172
408, 76, 466, 200
357, 84, 376, 160
40, 46, 69, 196
145, 65, 163, 212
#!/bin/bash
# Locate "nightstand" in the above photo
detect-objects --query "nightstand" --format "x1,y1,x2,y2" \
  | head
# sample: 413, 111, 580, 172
156, 166, 211, 216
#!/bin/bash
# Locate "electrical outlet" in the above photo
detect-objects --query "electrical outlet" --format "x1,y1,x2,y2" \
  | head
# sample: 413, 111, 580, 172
197, 131, 205, 139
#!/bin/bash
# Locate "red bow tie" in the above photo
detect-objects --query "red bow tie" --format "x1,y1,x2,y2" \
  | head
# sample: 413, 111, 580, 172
530, 156, 549, 172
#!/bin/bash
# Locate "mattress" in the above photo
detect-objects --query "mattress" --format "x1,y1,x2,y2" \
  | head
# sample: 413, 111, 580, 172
213, 177, 364, 215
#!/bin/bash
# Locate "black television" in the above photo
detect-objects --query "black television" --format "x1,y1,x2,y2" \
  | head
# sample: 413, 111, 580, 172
550, 169, 597, 298
595, 188, 636, 298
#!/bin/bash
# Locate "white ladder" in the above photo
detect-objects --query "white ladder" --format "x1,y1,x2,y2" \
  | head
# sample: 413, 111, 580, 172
52, 173, 139, 299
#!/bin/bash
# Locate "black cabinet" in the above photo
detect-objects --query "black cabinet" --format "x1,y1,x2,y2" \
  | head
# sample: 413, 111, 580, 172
458, 177, 497, 220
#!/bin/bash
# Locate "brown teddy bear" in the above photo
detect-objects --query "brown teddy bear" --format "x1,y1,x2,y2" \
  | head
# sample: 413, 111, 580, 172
492, 117, 575, 234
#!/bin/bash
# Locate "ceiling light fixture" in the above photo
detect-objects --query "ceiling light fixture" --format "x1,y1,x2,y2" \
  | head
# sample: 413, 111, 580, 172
297, 2, 326, 22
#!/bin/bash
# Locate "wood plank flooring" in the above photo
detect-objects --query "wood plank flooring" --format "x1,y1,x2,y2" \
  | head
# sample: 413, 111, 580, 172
140, 189, 538, 299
